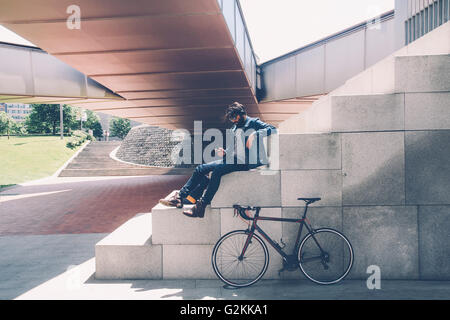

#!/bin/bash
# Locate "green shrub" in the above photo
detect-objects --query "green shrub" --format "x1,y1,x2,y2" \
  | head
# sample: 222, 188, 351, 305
66, 130, 94, 149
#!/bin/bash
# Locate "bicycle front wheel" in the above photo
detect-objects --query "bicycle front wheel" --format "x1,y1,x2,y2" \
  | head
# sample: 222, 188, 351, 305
212, 230, 269, 288
298, 228, 353, 285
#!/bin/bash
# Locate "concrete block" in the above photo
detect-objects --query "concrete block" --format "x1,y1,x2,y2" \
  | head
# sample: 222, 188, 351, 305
343, 206, 419, 279
162, 245, 215, 279
405, 131, 450, 205
330, 94, 405, 132
371, 56, 396, 94
405, 92, 450, 130
308, 96, 332, 133
95, 213, 162, 279
342, 132, 405, 205
279, 133, 341, 170
281, 170, 342, 207
281, 207, 342, 253
279, 96, 332, 134
220, 207, 282, 238
281, 207, 342, 280
418, 205, 450, 280
95, 244, 162, 280
211, 170, 281, 208
152, 204, 220, 245
395, 55, 450, 93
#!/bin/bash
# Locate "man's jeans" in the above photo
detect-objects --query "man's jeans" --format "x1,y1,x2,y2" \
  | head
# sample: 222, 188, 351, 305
179, 159, 258, 205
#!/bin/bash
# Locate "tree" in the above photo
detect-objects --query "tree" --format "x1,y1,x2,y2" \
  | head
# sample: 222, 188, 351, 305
83, 109, 103, 139
110, 117, 131, 139
25, 104, 77, 135
0, 111, 14, 139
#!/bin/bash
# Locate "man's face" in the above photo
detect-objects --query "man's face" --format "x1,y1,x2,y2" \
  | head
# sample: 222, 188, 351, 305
229, 114, 245, 126
229, 114, 240, 124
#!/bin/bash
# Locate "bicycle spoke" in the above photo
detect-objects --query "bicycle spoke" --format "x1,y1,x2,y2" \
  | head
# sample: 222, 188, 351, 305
212, 231, 268, 286
298, 229, 353, 285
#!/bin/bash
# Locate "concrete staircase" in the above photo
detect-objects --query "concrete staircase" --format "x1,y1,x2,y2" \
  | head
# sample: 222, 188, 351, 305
94, 22, 450, 281
59, 141, 192, 177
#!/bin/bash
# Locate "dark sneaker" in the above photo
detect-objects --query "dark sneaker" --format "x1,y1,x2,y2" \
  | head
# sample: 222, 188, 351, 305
183, 199, 207, 218
159, 192, 183, 208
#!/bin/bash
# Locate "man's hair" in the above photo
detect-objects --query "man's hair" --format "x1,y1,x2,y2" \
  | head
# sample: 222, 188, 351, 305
225, 102, 247, 121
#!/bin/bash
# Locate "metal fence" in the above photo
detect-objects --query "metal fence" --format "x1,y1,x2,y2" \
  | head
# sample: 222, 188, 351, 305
405, 0, 450, 44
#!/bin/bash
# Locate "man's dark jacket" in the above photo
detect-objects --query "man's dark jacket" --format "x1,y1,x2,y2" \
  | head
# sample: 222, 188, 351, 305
226, 116, 277, 166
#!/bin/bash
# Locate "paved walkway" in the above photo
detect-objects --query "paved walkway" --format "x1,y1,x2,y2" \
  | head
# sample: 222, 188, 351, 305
0, 175, 188, 235
14, 257, 450, 299
1, 175, 450, 300
0, 174, 187, 299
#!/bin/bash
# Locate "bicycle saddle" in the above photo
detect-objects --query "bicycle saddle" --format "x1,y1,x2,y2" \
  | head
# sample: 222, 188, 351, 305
297, 197, 321, 204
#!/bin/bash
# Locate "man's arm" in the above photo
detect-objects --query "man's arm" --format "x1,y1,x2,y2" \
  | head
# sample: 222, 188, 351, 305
246, 118, 277, 148
253, 118, 277, 137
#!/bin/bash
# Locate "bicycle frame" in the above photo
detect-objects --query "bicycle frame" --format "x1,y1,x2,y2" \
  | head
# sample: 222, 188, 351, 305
238, 205, 320, 262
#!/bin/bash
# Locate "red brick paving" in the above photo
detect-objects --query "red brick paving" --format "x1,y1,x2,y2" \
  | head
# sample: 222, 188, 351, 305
0, 175, 189, 235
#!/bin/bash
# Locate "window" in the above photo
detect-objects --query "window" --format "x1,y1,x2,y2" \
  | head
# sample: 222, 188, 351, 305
434, 2, 438, 28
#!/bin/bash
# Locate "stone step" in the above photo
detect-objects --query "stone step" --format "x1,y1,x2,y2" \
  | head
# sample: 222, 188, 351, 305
74, 150, 115, 157
150, 192, 284, 279
279, 22, 450, 135
95, 213, 162, 279
211, 169, 281, 208
280, 89, 450, 134
395, 54, 450, 93
65, 162, 141, 169
70, 156, 115, 162
151, 199, 221, 245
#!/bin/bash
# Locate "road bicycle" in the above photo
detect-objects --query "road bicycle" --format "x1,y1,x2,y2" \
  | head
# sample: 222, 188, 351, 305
211, 197, 354, 288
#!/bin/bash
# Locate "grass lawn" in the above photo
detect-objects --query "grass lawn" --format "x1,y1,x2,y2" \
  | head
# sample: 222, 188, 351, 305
0, 136, 82, 189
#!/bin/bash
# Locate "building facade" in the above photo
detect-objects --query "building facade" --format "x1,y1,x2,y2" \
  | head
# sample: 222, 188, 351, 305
0, 103, 32, 122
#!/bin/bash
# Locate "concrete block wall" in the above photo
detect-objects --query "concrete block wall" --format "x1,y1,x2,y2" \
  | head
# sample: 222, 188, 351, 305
96, 130, 450, 280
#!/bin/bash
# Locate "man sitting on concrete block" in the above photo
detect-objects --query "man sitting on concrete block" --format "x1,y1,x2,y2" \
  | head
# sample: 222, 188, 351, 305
159, 102, 277, 218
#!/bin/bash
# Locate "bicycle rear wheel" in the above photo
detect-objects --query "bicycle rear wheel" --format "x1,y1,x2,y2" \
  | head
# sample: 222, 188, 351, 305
212, 230, 269, 288
298, 228, 353, 285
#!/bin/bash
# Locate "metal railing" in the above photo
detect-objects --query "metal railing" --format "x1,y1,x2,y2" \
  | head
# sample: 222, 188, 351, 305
217, 0, 258, 95
405, 0, 450, 44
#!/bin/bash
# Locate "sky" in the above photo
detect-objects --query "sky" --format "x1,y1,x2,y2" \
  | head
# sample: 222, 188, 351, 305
0, 0, 395, 62
240, 0, 395, 63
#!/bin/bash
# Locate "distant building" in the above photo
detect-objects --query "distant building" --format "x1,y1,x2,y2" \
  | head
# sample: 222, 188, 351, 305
1, 103, 32, 122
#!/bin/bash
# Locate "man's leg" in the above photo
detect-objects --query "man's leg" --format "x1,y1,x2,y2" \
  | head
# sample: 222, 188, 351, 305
160, 160, 222, 207
202, 163, 249, 205
179, 160, 222, 198
183, 162, 249, 218
182, 174, 209, 204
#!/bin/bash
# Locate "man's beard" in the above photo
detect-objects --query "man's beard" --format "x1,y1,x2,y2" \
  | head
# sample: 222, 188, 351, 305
235, 116, 246, 127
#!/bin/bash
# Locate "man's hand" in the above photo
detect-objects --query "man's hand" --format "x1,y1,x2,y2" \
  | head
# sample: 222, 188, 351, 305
246, 132, 256, 149
216, 147, 226, 157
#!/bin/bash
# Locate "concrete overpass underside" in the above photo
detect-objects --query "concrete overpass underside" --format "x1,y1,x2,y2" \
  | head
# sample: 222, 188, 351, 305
0, 0, 304, 131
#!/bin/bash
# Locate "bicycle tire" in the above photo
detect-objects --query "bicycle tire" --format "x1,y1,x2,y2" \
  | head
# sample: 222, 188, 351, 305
212, 230, 269, 288
298, 228, 354, 285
